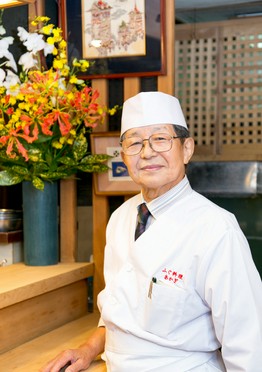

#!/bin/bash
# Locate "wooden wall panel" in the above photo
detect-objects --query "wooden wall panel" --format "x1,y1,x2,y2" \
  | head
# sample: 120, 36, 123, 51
60, 178, 77, 262
158, 0, 174, 95
175, 17, 262, 161
124, 78, 140, 100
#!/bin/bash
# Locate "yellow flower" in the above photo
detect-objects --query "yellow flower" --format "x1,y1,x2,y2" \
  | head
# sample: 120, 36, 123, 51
59, 39, 67, 49
52, 141, 63, 149
37, 16, 50, 23
59, 137, 66, 144
29, 155, 39, 162
9, 96, 17, 105
53, 59, 65, 69
47, 36, 55, 45
61, 66, 70, 77
42, 24, 53, 36
72, 59, 81, 67
67, 92, 74, 100
108, 105, 120, 116
80, 60, 90, 71
52, 46, 58, 56
69, 75, 78, 84
59, 51, 67, 59
31, 16, 50, 26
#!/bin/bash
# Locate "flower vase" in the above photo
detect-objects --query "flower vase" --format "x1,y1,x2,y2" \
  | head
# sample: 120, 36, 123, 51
22, 181, 59, 266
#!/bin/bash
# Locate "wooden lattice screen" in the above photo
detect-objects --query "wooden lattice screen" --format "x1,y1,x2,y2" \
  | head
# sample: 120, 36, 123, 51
175, 17, 262, 161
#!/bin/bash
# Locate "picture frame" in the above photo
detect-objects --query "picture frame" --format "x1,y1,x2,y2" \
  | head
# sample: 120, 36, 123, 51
90, 132, 141, 195
60, 0, 166, 79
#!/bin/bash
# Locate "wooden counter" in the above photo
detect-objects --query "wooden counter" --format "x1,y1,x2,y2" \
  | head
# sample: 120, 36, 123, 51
0, 262, 94, 309
0, 311, 106, 372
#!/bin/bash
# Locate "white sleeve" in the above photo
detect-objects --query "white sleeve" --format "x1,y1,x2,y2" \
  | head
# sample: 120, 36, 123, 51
201, 227, 262, 371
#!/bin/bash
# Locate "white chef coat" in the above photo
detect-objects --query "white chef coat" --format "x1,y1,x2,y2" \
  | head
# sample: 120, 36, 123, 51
97, 177, 262, 371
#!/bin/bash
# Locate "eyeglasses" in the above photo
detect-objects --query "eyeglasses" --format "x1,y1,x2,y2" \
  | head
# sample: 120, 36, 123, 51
120, 133, 183, 156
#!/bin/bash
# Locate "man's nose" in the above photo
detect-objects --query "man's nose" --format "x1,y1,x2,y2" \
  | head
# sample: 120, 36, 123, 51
140, 139, 156, 156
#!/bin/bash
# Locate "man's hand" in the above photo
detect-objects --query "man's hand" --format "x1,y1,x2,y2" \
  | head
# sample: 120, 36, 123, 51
39, 327, 106, 372
39, 347, 92, 372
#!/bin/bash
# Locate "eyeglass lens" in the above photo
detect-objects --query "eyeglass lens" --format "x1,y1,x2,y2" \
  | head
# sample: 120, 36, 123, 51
122, 133, 174, 155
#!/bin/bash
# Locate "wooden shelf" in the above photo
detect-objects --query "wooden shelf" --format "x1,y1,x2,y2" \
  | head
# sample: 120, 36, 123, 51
0, 262, 94, 309
0, 230, 23, 244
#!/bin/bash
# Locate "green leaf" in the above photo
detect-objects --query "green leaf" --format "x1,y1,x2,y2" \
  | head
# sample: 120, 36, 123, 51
36, 134, 53, 144
40, 171, 69, 180
81, 154, 111, 164
77, 163, 109, 173
58, 157, 77, 166
0, 150, 25, 165
31, 163, 49, 174
45, 152, 55, 167
32, 176, 45, 190
72, 134, 87, 161
10, 165, 30, 175
0, 170, 24, 186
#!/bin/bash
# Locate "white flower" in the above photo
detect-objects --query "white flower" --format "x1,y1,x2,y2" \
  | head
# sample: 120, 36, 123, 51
77, 78, 84, 84
43, 42, 54, 56
4, 53, 17, 71
2, 70, 20, 94
58, 76, 66, 90
18, 52, 38, 71
18, 26, 46, 53
0, 35, 14, 51
17, 26, 28, 41
0, 25, 6, 35
50, 96, 57, 106
0, 68, 6, 84
0, 36, 17, 71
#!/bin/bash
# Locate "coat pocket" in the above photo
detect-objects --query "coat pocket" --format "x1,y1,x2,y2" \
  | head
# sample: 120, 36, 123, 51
140, 280, 188, 339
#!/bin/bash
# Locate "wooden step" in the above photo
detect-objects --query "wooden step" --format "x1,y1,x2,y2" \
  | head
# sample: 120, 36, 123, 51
0, 262, 94, 353
0, 311, 106, 372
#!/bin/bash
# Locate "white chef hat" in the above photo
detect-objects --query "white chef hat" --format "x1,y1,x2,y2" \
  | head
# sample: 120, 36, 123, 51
120, 91, 188, 136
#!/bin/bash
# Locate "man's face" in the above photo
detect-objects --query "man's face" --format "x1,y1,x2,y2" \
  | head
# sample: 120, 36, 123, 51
121, 124, 194, 201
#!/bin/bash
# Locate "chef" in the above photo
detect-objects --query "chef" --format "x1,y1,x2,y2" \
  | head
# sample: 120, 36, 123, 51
41, 92, 262, 372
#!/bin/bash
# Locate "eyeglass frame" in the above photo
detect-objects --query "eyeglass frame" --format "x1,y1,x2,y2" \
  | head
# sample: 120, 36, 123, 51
120, 132, 187, 156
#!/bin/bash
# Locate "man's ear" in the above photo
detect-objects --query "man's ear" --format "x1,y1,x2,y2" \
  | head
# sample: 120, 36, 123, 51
183, 137, 195, 164
120, 150, 126, 164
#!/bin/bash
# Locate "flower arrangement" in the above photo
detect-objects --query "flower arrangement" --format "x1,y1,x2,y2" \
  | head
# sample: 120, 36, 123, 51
0, 13, 114, 190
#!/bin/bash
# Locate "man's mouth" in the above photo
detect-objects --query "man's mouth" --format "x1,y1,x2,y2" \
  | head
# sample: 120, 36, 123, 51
141, 164, 163, 171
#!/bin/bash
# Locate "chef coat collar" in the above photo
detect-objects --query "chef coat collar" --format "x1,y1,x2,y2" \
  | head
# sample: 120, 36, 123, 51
140, 176, 192, 221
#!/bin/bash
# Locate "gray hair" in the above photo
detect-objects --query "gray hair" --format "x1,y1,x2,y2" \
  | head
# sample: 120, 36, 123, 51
120, 124, 190, 143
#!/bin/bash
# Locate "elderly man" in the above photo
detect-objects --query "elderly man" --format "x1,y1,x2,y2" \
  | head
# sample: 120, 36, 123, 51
41, 92, 262, 372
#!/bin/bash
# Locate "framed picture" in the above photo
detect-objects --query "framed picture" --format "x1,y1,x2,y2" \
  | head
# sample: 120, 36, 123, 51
90, 132, 141, 195
60, 0, 166, 79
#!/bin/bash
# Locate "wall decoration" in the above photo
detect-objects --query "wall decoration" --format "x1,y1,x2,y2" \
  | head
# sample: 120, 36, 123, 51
90, 132, 141, 195
60, 0, 166, 79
